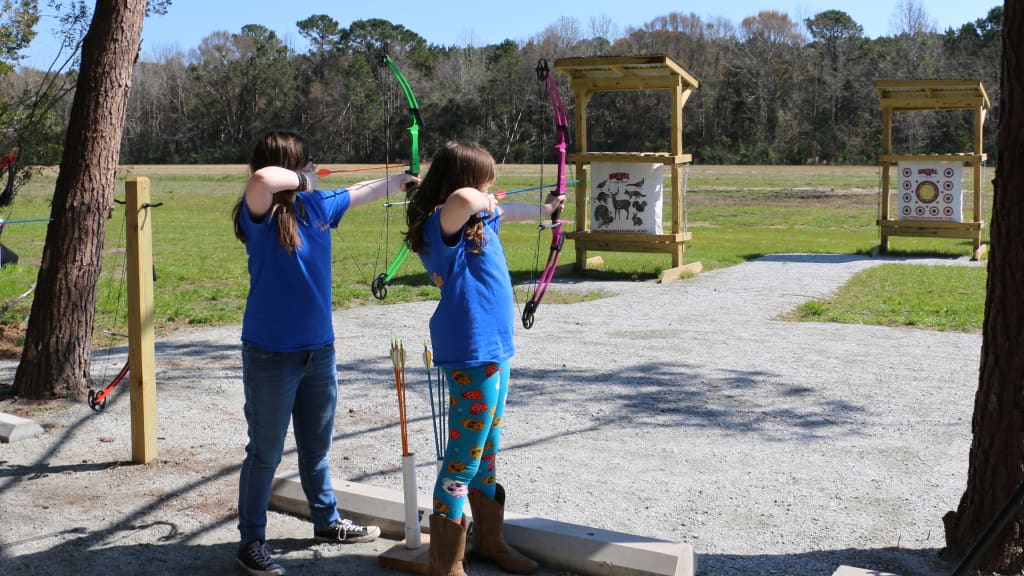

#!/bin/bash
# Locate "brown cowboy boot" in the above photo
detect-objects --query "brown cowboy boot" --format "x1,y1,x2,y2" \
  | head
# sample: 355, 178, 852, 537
428, 514, 468, 576
467, 484, 538, 574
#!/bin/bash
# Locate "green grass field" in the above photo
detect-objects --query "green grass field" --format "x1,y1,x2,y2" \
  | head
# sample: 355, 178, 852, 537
0, 164, 990, 348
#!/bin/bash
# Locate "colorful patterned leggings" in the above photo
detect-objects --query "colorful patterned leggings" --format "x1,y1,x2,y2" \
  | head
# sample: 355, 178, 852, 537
431, 360, 510, 520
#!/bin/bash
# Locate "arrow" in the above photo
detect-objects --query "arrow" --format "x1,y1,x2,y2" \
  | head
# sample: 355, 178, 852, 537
495, 179, 578, 200
316, 164, 409, 178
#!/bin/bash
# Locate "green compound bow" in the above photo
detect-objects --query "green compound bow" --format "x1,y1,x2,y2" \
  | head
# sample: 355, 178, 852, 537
372, 53, 423, 300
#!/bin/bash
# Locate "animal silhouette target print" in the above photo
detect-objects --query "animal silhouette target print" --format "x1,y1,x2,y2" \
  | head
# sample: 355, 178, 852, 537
589, 162, 664, 234
897, 161, 963, 222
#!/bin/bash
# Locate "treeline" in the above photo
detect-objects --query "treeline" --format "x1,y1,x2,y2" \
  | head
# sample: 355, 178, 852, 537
13, 6, 1005, 167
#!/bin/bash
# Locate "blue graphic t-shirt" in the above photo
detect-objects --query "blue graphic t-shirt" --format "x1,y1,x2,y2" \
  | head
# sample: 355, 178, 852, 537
239, 188, 350, 352
418, 211, 515, 367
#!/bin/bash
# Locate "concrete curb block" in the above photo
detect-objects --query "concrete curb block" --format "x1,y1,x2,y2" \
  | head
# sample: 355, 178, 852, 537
0, 412, 44, 443
272, 474, 418, 537
271, 474, 695, 576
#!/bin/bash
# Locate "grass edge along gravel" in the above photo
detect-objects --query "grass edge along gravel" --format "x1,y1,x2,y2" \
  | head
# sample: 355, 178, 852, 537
786, 263, 985, 332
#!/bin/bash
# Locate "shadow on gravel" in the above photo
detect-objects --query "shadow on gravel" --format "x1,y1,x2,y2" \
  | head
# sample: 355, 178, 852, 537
0, 394, 130, 499
509, 361, 867, 442
86, 336, 241, 362
0, 538, 373, 576
1, 541, 234, 576
752, 253, 876, 264
698, 545, 954, 576
753, 252, 968, 265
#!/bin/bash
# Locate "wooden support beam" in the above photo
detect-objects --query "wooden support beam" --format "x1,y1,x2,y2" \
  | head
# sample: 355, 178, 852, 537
658, 261, 703, 283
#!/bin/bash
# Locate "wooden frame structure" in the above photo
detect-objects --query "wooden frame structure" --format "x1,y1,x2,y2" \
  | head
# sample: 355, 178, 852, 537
555, 55, 702, 282
874, 79, 991, 260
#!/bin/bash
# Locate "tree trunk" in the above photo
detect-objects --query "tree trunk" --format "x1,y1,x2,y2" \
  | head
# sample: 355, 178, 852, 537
12, 0, 146, 399
942, 2, 1024, 572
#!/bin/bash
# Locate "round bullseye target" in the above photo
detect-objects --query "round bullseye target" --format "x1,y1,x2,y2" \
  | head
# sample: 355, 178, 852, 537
899, 162, 964, 222
915, 180, 939, 203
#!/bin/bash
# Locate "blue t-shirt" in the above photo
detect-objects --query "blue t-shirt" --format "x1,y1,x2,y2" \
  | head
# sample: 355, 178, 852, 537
418, 211, 515, 367
239, 188, 351, 352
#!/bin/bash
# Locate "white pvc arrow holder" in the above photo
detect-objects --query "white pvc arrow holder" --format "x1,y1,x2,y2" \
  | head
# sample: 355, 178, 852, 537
402, 452, 421, 548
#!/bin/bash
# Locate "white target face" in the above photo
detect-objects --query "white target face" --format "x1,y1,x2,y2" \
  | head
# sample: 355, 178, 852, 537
897, 162, 963, 222
589, 162, 664, 234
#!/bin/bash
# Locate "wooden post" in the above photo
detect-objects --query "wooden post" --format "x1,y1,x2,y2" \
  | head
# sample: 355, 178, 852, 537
125, 177, 158, 464
573, 86, 591, 271
878, 108, 893, 255
670, 82, 684, 268
973, 106, 985, 258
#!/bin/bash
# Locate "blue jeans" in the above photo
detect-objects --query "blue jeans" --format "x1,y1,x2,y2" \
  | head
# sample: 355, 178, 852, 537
238, 343, 340, 546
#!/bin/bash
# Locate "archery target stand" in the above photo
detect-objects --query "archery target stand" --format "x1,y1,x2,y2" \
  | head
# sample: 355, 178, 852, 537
873, 79, 990, 260
555, 55, 703, 282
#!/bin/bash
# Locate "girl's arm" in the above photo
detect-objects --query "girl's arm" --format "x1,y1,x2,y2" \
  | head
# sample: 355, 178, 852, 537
347, 173, 420, 209
497, 192, 564, 223
439, 187, 496, 237
244, 166, 315, 219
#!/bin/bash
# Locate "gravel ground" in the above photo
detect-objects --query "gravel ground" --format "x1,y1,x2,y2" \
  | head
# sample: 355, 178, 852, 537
0, 253, 985, 576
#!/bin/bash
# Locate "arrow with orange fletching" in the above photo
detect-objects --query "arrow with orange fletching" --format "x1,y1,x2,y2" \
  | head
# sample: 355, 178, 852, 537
389, 339, 409, 457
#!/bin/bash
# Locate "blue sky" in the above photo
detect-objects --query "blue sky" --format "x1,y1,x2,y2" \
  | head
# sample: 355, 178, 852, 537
21, 0, 997, 69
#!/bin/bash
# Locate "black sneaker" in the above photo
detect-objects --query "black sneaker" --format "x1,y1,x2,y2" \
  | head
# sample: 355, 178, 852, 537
314, 517, 381, 543
236, 540, 285, 576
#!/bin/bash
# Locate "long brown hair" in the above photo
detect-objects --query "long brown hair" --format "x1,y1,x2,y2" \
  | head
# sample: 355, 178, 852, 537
232, 130, 310, 253
404, 141, 496, 255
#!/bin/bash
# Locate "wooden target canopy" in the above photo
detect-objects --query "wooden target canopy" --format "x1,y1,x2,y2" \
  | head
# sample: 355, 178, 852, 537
555, 55, 702, 282
874, 79, 991, 260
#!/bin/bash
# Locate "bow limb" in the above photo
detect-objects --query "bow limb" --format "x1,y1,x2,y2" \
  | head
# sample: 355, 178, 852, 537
381, 54, 423, 178
521, 59, 570, 329
372, 54, 424, 300
536, 59, 569, 203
